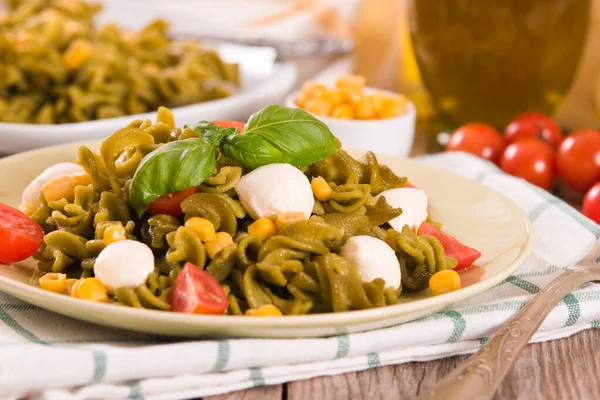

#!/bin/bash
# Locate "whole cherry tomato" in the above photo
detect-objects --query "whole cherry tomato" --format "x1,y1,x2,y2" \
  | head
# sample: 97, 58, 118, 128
583, 181, 600, 224
499, 138, 557, 190
504, 111, 563, 148
557, 129, 600, 192
147, 187, 198, 217
0, 203, 44, 264
210, 120, 245, 132
445, 123, 504, 163
169, 262, 229, 314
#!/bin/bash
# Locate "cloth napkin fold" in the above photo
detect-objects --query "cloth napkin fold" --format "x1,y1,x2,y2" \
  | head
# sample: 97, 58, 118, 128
2, 152, 599, 400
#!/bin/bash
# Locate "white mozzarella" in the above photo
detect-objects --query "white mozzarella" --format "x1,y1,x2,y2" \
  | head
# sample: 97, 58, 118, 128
340, 236, 401, 289
93, 240, 155, 291
19, 162, 85, 214
234, 163, 314, 220
376, 187, 428, 231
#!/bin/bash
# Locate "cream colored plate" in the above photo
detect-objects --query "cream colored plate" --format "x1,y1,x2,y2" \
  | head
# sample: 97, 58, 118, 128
0, 142, 533, 338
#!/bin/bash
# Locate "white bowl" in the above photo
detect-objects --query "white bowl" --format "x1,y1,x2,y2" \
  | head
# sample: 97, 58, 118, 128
285, 88, 416, 157
0, 44, 297, 154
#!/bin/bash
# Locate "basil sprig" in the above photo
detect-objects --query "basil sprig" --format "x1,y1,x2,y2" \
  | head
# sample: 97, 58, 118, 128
189, 105, 338, 169
129, 105, 337, 216
129, 138, 215, 217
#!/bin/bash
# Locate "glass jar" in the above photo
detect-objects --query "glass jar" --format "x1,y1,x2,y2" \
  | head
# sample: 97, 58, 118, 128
409, 0, 591, 129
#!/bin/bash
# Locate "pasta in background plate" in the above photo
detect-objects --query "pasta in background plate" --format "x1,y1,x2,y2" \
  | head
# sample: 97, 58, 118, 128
0, 0, 239, 124
8, 104, 481, 316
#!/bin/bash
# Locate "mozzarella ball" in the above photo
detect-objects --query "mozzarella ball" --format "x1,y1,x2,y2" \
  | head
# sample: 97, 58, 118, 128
20, 162, 85, 214
234, 163, 314, 220
376, 187, 428, 231
94, 240, 154, 291
340, 236, 401, 289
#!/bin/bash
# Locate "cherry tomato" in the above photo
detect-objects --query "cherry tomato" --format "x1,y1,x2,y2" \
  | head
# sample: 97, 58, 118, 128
499, 138, 557, 190
210, 120, 245, 132
147, 187, 198, 217
418, 222, 481, 270
504, 111, 563, 148
583, 181, 600, 224
169, 262, 229, 314
0, 203, 44, 264
445, 123, 504, 163
557, 129, 600, 192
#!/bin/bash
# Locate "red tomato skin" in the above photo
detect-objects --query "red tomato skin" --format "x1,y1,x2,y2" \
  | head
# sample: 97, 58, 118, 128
210, 120, 245, 132
169, 263, 229, 314
0, 203, 44, 264
418, 222, 481, 270
504, 112, 563, 148
499, 138, 557, 190
147, 187, 198, 217
557, 129, 600, 193
583, 182, 600, 224
445, 123, 504, 164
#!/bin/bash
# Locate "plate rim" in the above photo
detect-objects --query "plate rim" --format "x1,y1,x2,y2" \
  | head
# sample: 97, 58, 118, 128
0, 144, 534, 336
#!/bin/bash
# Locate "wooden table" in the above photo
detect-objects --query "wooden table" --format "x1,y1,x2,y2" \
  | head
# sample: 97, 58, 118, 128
204, 125, 600, 400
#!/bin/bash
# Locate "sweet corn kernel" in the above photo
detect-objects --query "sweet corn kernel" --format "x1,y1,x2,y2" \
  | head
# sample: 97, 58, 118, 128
245, 304, 283, 317
301, 82, 327, 97
103, 224, 127, 246
204, 232, 234, 259
41, 175, 78, 202
335, 74, 366, 91
70, 279, 84, 298
355, 97, 375, 120
76, 278, 109, 302
63, 38, 93, 70
275, 212, 306, 231
295, 93, 309, 108
39, 273, 67, 293
379, 96, 409, 119
303, 98, 333, 116
385, 229, 400, 252
311, 176, 333, 201
66, 278, 79, 295
429, 270, 462, 296
370, 92, 387, 116
72, 172, 92, 186
185, 217, 217, 242
248, 218, 277, 242
330, 104, 355, 120
317, 90, 344, 107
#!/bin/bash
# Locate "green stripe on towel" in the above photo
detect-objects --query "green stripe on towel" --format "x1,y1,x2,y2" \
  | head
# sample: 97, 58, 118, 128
442, 310, 466, 342
335, 334, 350, 358
367, 353, 381, 369
211, 340, 230, 372
250, 368, 265, 387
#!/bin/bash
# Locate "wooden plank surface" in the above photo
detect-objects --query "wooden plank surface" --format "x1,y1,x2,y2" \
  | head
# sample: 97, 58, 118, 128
204, 328, 600, 400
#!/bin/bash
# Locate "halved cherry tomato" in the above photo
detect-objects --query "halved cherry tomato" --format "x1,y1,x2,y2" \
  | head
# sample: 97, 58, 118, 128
169, 262, 228, 314
583, 181, 600, 224
0, 203, 44, 264
210, 120, 245, 132
445, 123, 504, 163
504, 111, 563, 148
418, 222, 481, 270
147, 187, 198, 217
499, 138, 557, 190
557, 129, 600, 192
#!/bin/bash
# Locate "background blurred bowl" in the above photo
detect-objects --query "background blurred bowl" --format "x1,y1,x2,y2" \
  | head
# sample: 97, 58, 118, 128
285, 88, 415, 157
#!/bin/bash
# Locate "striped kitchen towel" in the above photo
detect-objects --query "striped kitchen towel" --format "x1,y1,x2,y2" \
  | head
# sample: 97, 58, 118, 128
2, 152, 599, 400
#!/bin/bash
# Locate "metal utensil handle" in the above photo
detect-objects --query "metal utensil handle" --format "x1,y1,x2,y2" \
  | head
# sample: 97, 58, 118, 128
421, 269, 596, 400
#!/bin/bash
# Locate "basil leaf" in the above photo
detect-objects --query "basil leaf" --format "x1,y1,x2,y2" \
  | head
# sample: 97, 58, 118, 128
129, 138, 216, 217
221, 134, 284, 169
224, 105, 338, 168
185, 121, 236, 147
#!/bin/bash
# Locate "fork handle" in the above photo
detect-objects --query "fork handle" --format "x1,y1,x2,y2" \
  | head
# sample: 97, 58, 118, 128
420, 269, 598, 400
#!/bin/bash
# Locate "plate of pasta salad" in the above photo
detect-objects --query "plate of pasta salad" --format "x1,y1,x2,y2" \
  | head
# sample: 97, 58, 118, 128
0, 0, 296, 153
0, 105, 533, 338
